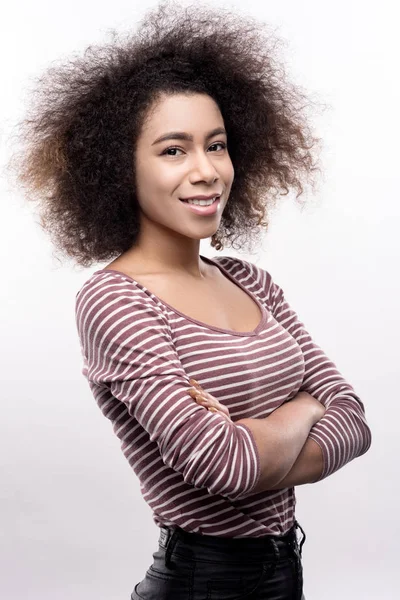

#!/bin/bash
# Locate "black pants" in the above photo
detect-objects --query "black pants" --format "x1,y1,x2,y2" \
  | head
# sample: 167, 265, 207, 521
131, 520, 306, 599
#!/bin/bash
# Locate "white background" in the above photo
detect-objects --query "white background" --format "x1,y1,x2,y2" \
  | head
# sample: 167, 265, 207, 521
1, 1, 398, 598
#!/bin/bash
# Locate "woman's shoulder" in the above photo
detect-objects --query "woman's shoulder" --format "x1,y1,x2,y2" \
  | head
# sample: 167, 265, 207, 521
74, 268, 170, 333
76, 267, 153, 300
211, 254, 276, 290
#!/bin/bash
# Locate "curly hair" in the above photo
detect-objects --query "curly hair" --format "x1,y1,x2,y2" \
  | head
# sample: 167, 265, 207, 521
8, 0, 325, 267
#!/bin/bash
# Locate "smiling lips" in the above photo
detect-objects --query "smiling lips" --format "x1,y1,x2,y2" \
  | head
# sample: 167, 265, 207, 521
180, 193, 222, 202
180, 196, 221, 215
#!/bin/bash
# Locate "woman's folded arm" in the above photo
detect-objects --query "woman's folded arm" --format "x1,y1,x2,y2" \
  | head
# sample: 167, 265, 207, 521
75, 273, 263, 500
262, 265, 372, 481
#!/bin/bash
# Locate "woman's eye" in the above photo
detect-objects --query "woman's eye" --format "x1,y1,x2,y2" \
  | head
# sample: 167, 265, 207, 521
162, 147, 184, 156
209, 142, 226, 152
161, 142, 226, 157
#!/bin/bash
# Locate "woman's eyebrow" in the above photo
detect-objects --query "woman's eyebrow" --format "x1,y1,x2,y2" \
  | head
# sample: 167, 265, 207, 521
152, 127, 227, 145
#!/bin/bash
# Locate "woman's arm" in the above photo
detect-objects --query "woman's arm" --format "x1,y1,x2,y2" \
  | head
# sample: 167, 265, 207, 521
266, 438, 324, 489
76, 275, 265, 501
241, 259, 372, 482
236, 393, 324, 492
191, 384, 324, 492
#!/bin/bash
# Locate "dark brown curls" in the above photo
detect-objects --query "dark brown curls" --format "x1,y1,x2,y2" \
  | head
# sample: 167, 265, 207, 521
7, 0, 325, 267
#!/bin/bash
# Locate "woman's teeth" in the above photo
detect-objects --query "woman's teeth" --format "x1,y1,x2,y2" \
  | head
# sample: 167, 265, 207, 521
184, 196, 218, 206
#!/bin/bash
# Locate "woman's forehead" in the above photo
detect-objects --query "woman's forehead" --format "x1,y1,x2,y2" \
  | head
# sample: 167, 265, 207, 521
141, 93, 224, 138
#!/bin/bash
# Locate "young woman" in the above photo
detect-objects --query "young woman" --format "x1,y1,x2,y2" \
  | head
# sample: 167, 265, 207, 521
11, 2, 371, 598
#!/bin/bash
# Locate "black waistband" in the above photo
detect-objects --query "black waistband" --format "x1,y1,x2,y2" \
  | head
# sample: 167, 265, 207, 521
158, 522, 301, 558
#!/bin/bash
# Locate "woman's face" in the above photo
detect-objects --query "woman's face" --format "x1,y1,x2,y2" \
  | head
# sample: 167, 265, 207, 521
134, 92, 234, 243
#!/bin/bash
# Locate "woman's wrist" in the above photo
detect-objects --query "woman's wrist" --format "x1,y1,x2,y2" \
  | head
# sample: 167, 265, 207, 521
267, 438, 324, 489
292, 392, 326, 426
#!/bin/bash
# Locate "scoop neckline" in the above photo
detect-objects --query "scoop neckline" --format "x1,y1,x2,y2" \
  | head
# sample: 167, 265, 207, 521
94, 254, 269, 337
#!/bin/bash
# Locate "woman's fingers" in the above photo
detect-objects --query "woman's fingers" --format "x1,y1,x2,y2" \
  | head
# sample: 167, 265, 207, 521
189, 380, 221, 404
208, 406, 232, 422
189, 378, 203, 390
187, 384, 232, 422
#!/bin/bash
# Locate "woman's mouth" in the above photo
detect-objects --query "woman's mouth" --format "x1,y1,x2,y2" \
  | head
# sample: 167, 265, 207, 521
180, 195, 221, 216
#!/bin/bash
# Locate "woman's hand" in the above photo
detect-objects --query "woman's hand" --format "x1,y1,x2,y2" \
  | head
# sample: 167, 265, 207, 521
187, 383, 325, 427
289, 391, 326, 425
187, 379, 232, 422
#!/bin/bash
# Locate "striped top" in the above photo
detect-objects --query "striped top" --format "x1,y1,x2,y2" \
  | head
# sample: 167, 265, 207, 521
75, 255, 371, 538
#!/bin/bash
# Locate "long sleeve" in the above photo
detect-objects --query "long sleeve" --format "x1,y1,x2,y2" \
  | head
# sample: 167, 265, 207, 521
268, 277, 372, 480
75, 275, 261, 500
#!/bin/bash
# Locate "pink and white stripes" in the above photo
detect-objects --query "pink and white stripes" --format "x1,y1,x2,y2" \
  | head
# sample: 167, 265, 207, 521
75, 255, 371, 537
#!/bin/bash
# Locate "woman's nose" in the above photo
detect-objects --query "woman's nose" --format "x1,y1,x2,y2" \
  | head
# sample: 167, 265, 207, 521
189, 151, 219, 184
